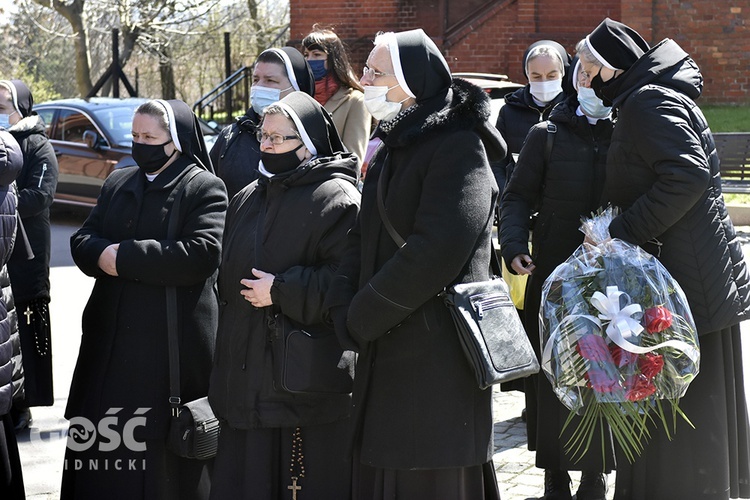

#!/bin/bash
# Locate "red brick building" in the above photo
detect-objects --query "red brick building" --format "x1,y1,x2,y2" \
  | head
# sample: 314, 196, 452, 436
289, 0, 749, 104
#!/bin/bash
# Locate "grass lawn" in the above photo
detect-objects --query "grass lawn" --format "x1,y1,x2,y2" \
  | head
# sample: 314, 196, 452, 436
723, 193, 750, 205
702, 105, 750, 133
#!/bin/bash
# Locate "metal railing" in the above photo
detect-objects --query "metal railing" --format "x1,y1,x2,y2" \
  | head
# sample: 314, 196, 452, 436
193, 25, 290, 124
193, 66, 250, 123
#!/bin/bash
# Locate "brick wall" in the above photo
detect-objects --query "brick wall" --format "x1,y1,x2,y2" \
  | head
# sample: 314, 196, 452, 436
290, 0, 749, 104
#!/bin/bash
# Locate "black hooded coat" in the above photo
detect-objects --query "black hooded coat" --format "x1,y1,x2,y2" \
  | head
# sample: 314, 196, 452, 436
5, 81, 58, 305
499, 95, 615, 471
600, 39, 750, 333
208, 92, 361, 429
586, 19, 750, 499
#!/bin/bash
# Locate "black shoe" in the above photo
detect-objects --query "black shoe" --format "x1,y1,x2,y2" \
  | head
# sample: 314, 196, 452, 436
11, 407, 32, 433
576, 471, 607, 500
541, 470, 572, 500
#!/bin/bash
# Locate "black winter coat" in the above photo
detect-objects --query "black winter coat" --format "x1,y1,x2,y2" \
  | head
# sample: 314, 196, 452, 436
7, 115, 58, 303
67, 158, 227, 438
0, 131, 22, 416
327, 79, 505, 469
601, 39, 750, 333
500, 98, 611, 291
493, 86, 566, 192
209, 110, 262, 200
209, 153, 360, 430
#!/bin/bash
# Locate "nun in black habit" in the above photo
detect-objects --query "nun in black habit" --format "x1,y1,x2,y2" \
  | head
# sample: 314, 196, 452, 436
208, 91, 360, 499
578, 18, 750, 500
210, 47, 316, 199
63, 99, 228, 500
325, 29, 506, 500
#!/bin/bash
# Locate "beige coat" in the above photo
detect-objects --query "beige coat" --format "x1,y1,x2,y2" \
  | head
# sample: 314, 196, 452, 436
324, 86, 371, 169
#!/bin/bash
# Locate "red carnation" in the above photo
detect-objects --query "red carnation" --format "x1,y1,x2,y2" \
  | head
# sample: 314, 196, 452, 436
625, 375, 657, 401
576, 334, 613, 364
584, 368, 621, 394
638, 353, 665, 379
643, 306, 673, 334
610, 345, 639, 367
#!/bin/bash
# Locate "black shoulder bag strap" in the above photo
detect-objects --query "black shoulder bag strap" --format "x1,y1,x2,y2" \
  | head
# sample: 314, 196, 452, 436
545, 122, 557, 166
376, 154, 406, 249
375, 157, 503, 279
166, 167, 203, 416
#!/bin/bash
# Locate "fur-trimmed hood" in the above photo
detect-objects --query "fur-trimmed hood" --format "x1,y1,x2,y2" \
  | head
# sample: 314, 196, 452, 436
7, 115, 45, 138
380, 78, 506, 162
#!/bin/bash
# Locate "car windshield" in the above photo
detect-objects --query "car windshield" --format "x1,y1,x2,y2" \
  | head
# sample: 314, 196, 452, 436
91, 105, 137, 147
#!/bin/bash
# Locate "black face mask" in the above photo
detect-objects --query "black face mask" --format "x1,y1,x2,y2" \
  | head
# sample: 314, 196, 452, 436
590, 72, 614, 107
261, 143, 304, 175
132, 140, 177, 174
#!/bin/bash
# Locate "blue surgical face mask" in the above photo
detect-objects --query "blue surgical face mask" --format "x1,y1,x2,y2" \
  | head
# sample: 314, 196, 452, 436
308, 59, 328, 81
0, 113, 13, 129
250, 85, 292, 115
577, 86, 612, 119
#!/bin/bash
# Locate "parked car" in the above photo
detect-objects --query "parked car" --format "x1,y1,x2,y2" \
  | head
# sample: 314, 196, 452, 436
34, 97, 219, 206
452, 72, 524, 124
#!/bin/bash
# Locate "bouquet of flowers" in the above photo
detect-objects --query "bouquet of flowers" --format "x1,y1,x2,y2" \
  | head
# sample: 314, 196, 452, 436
540, 207, 700, 462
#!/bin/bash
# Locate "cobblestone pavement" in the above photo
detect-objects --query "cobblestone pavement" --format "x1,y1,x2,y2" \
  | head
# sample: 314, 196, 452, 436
491, 388, 616, 500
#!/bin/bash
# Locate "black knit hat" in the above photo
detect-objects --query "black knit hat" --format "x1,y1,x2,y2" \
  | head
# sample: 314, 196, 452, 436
585, 18, 650, 71
275, 91, 345, 157
382, 29, 452, 103
0, 79, 34, 117
155, 99, 214, 173
258, 47, 315, 97
522, 40, 571, 79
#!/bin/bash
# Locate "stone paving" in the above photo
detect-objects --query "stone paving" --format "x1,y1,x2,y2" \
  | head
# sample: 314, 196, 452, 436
491, 388, 616, 500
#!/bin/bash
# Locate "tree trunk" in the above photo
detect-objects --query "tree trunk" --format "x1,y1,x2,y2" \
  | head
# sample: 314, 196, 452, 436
159, 49, 176, 100
33, 0, 93, 96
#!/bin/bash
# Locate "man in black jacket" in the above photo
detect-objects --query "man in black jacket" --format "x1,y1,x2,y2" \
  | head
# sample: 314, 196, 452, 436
0, 79, 58, 431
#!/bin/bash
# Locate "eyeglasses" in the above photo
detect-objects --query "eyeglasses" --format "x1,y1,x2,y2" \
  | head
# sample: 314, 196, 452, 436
256, 130, 300, 145
362, 65, 395, 80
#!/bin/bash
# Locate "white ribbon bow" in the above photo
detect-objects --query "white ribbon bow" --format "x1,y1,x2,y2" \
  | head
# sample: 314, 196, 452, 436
590, 286, 644, 343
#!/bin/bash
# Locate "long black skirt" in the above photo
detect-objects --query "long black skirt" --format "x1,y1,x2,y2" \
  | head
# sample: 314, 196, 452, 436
0, 414, 25, 499
60, 434, 211, 500
614, 325, 750, 500
210, 419, 352, 500
354, 460, 501, 500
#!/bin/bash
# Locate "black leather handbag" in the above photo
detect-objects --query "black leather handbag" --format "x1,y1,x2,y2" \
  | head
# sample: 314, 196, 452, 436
376, 163, 539, 389
442, 272, 540, 389
165, 168, 220, 460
